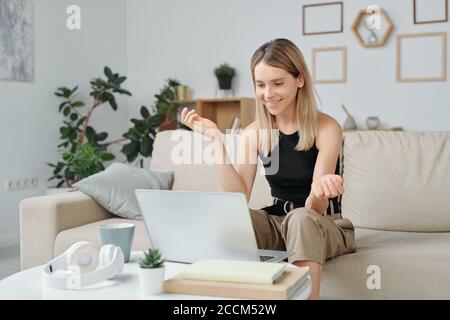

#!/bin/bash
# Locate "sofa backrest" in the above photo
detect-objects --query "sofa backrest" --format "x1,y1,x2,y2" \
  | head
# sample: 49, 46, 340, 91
151, 130, 273, 210
341, 131, 450, 232
152, 129, 450, 232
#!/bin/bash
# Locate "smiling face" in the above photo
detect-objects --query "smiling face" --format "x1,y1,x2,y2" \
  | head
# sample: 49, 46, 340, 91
253, 61, 304, 116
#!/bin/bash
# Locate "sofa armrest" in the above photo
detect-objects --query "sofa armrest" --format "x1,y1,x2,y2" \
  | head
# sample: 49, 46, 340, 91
20, 191, 114, 270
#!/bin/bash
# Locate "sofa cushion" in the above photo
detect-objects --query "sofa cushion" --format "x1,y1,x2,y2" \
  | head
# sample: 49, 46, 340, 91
342, 131, 450, 232
54, 218, 151, 256
151, 130, 273, 210
73, 162, 174, 220
321, 228, 450, 299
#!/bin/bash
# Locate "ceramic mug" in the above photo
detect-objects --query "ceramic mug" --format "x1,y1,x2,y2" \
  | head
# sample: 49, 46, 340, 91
99, 223, 135, 263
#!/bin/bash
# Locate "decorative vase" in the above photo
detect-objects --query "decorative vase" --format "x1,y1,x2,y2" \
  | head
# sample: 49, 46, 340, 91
138, 266, 165, 295
341, 104, 357, 130
367, 30, 378, 43
366, 116, 381, 130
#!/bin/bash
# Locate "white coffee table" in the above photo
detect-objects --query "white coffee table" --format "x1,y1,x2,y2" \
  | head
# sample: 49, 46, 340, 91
0, 252, 311, 300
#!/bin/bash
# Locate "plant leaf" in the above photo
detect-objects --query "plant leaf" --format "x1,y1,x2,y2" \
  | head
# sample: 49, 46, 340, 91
59, 102, 68, 113
96, 132, 108, 141
101, 152, 115, 161
104, 66, 113, 79
63, 106, 71, 117
140, 106, 150, 119
71, 101, 85, 108
123, 131, 140, 141
70, 86, 79, 95
139, 136, 152, 157
121, 141, 139, 155
109, 97, 118, 111
149, 114, 164, 127
113, 88, 132, 96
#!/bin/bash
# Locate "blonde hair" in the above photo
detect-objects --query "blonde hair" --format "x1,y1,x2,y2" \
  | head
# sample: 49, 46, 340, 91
251, 38, 319, 156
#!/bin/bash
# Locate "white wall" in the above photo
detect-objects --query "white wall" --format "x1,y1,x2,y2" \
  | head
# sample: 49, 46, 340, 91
0, 0, 128, 248
127, 0, 449, 130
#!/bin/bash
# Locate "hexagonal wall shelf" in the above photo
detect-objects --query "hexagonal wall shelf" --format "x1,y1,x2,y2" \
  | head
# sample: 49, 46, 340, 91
351, 8, 394, 48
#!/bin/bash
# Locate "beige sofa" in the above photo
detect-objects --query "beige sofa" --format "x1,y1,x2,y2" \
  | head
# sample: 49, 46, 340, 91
20, 130, 450, 299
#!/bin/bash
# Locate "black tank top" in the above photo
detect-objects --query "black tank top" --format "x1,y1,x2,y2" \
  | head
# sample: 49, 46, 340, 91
259, 131, 341, 216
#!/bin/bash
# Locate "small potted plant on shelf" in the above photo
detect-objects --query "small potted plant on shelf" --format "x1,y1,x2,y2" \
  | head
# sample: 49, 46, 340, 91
214, 63, 236, 90
138, 248, 166, 295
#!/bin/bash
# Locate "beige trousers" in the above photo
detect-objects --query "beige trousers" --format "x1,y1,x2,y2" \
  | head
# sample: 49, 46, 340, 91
249, 207, 356, 265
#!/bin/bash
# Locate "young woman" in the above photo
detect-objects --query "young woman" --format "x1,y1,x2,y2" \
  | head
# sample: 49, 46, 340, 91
181, 38, 356, 300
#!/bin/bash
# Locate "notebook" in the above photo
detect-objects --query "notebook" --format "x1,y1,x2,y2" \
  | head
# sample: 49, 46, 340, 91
180, 259, 288, 285
164, 265, 310, 300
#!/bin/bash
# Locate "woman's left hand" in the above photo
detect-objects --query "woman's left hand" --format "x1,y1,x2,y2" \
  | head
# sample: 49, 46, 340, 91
311, 174, 344, 200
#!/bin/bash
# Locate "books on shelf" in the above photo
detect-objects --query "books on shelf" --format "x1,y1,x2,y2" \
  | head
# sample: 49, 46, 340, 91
164, 265, 309, 300
179, 259, 288, 285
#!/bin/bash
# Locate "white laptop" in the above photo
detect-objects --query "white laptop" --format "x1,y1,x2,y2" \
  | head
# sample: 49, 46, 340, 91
135, 189, 293, 264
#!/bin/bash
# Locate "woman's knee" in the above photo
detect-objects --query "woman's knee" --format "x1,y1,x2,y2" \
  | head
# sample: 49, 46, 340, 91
281, 207, 325, 239
285, 207, 321, 226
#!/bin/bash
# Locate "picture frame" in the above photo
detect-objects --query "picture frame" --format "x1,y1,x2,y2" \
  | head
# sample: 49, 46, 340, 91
396, 32, 447, 82
302, 2, 343, 35
413, 0, 448, 24
0, 0, 35, 82
311, 46, 347, 84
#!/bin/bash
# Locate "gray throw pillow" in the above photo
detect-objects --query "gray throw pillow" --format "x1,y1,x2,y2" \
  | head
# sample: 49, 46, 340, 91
74, 162, 174, 219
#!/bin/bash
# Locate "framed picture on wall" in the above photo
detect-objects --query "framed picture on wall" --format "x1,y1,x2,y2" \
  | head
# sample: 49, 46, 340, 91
312, 47, 347, 84
0, 0, 35, 82
396, 32, 447, 82
413, 0, 448, 24
302, 2, 343, 35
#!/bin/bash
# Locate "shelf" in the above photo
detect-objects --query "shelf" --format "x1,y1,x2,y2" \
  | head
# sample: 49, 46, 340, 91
161, 98, 256, 133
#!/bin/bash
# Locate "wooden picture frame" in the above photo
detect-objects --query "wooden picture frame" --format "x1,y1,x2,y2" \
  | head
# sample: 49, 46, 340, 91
413, 0, 448, 24
396, 32, 447, 82
303, 2, 343, 35
312, 47, 347, 84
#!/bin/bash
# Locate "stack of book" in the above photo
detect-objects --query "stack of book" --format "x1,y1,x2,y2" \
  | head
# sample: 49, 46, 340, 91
164, 259, 310, 300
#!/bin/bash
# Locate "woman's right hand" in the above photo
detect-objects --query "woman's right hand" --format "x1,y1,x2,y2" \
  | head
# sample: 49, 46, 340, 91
181, 107, 220, 139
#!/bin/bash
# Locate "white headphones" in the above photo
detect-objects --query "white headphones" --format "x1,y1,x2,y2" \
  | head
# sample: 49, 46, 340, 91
42, 241, 124, 290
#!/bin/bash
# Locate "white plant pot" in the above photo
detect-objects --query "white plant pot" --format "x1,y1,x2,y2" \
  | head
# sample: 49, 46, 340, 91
138, 266, 165, 295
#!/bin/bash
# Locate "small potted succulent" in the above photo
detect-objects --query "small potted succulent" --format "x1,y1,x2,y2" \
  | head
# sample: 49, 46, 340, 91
138, 248, 166, 295
214, 63, 236, 90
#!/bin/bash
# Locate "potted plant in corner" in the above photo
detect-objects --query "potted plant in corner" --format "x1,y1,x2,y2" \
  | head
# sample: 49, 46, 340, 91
138, 248, 166, 295
47, 66, 166, 192
214, 63, 236, 90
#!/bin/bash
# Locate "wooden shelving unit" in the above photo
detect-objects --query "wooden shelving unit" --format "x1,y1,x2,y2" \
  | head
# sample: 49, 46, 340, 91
164, 98, 256, 133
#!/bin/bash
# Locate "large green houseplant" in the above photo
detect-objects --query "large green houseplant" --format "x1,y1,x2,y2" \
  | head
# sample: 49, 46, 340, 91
48, 66, 165, 187
152, 78, 192, 131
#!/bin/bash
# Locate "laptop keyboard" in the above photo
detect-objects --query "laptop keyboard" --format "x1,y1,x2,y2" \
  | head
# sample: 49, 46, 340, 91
259, 255, 275, 262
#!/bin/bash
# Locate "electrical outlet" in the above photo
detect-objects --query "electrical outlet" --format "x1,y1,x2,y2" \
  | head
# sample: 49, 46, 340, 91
5, 179, 15, 191
4, 177, 39, 191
